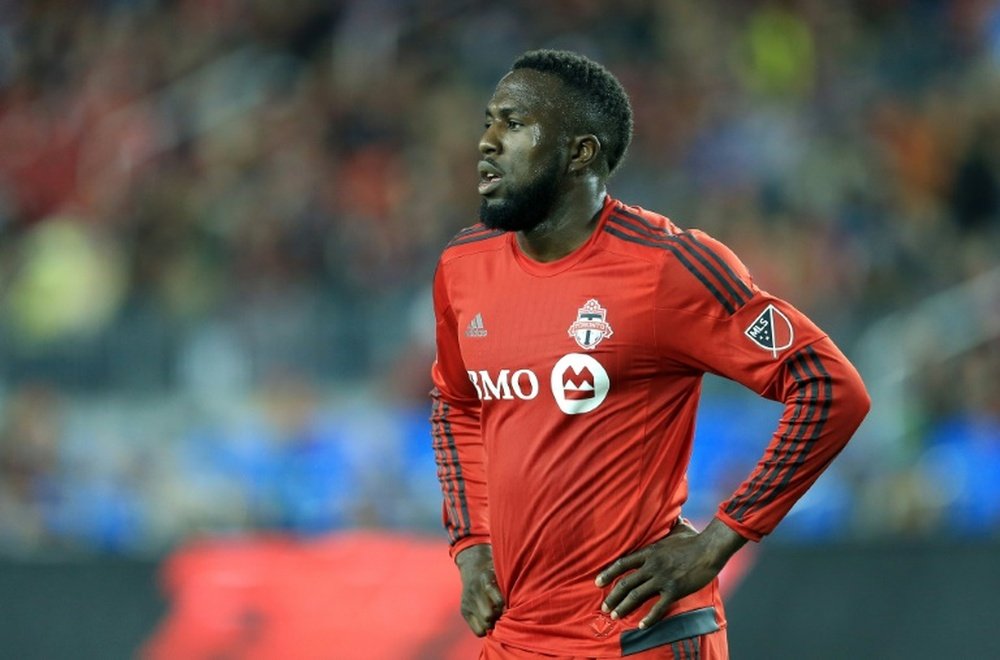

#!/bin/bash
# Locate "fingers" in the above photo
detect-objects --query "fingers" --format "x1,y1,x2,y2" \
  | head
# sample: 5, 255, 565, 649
462, 571, 505, 636
464, 611, 489, 637
595, 538, 685, 625
639, 595, 672, 630
604, 577, 660, 620
595, 550, 644, 587
474, 595, 494, 622
475, 573, 504, 621
600, 568, 646, 615
482, 576, 505, 612
463, 597, 499, 637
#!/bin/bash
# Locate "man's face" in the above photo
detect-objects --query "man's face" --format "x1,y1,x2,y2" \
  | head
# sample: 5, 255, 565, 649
478, 69, 569, 232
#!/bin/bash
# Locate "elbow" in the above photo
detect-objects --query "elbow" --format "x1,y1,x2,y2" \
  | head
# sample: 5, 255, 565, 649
841, 368, 872, 431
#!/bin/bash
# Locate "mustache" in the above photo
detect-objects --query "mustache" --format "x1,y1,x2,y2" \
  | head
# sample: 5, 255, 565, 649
481, 157, 503, 172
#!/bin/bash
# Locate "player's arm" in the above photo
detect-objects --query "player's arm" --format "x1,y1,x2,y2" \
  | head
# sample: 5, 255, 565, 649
712, 332, 870, 540
599, 230, 870, 627
654, 231, 871, 542
657, 232, 871, 541
430, 261, 503, 635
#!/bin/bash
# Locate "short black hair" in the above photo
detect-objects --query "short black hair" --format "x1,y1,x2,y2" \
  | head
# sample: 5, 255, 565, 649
512, 49, 633, 176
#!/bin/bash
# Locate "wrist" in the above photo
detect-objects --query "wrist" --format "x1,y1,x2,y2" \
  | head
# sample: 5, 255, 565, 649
455, 543, 493, 571
700, 517, 748, 569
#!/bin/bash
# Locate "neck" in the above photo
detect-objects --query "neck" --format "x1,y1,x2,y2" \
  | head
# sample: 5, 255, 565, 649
515, 181, 607, 262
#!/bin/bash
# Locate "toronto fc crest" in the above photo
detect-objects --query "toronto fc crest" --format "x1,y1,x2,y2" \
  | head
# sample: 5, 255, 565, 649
567, 299, 613, 350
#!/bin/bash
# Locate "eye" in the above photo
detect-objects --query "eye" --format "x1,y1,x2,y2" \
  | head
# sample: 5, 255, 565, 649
507, 120, 522, 130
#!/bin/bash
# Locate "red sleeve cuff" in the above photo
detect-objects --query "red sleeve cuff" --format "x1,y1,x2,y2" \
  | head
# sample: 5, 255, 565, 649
449, 534, 492, 560
715, 510, 764, 543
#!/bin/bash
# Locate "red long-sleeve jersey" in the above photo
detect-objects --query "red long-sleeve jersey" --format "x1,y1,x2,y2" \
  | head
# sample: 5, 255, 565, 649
430, 196, 870, 656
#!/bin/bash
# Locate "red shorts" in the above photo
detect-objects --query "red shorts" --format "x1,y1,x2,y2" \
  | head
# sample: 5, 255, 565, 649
480, 626, 728, 659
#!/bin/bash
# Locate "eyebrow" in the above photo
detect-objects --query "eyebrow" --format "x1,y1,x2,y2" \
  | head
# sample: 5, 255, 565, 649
485, 105, 527, 118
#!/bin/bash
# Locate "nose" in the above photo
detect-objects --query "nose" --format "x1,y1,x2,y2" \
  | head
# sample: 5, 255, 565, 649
479, 124, 499, 156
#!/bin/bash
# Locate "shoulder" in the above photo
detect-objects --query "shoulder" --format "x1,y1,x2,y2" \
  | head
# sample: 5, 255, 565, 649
603, 201, 683, 242
599, 200, 682, 266
660, 229, 757, 316
602, 202, 756, 316
438, 223, 507, 266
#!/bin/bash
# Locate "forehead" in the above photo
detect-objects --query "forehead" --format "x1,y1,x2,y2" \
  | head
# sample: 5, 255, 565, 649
488, 68, 567, 118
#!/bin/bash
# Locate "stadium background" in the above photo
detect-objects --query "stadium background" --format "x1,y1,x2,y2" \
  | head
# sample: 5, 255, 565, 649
0, 1, 997, 658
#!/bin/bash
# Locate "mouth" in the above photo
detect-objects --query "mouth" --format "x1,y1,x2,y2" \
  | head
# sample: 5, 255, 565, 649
478, 161, 503, 195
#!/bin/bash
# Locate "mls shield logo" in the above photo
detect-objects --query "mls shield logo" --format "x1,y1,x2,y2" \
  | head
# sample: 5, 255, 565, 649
745, 304, 794, 358
567, 299, 613, 350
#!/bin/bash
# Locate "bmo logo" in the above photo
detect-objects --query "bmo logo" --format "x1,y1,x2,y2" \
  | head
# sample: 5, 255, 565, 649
467, 369, 540, 401
467, 353, 610, 415
550, 353, 610, 414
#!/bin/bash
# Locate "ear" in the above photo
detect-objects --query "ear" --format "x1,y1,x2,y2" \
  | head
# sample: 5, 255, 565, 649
568, 134, 601, 173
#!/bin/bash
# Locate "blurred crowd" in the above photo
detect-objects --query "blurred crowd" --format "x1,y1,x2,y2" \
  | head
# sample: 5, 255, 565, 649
0, 0, 998, 554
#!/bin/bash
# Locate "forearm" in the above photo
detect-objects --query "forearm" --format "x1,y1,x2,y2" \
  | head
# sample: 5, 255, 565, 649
718, 339, 870, 541
431, 388, 490, 550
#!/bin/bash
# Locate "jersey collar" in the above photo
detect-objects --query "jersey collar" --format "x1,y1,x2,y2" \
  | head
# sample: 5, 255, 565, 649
509, 195, 616, 277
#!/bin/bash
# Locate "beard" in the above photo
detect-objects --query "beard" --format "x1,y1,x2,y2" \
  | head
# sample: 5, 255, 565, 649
479, 160, 561, 233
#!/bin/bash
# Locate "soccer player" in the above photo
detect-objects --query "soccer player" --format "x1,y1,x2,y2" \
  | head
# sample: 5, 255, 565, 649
430, 49, 870, 659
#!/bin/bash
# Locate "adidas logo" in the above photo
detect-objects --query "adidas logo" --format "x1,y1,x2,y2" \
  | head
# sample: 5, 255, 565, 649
465, 313, 488, 338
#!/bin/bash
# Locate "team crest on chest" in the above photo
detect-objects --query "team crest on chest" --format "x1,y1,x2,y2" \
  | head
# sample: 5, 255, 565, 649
567, 299, 613, 350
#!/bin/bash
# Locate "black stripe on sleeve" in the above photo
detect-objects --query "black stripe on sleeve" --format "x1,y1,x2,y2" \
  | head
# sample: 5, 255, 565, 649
675, 232, 753, 302
755, 345, 833, 511
611, 209, 751, 311
431, 396, 461, 543
439, 400, 472, 541
614, 206, 676, 236
724, 350, 813, 520
604, 223, 737, 315
727, 348, 831, 521
669, 233, 749, 311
